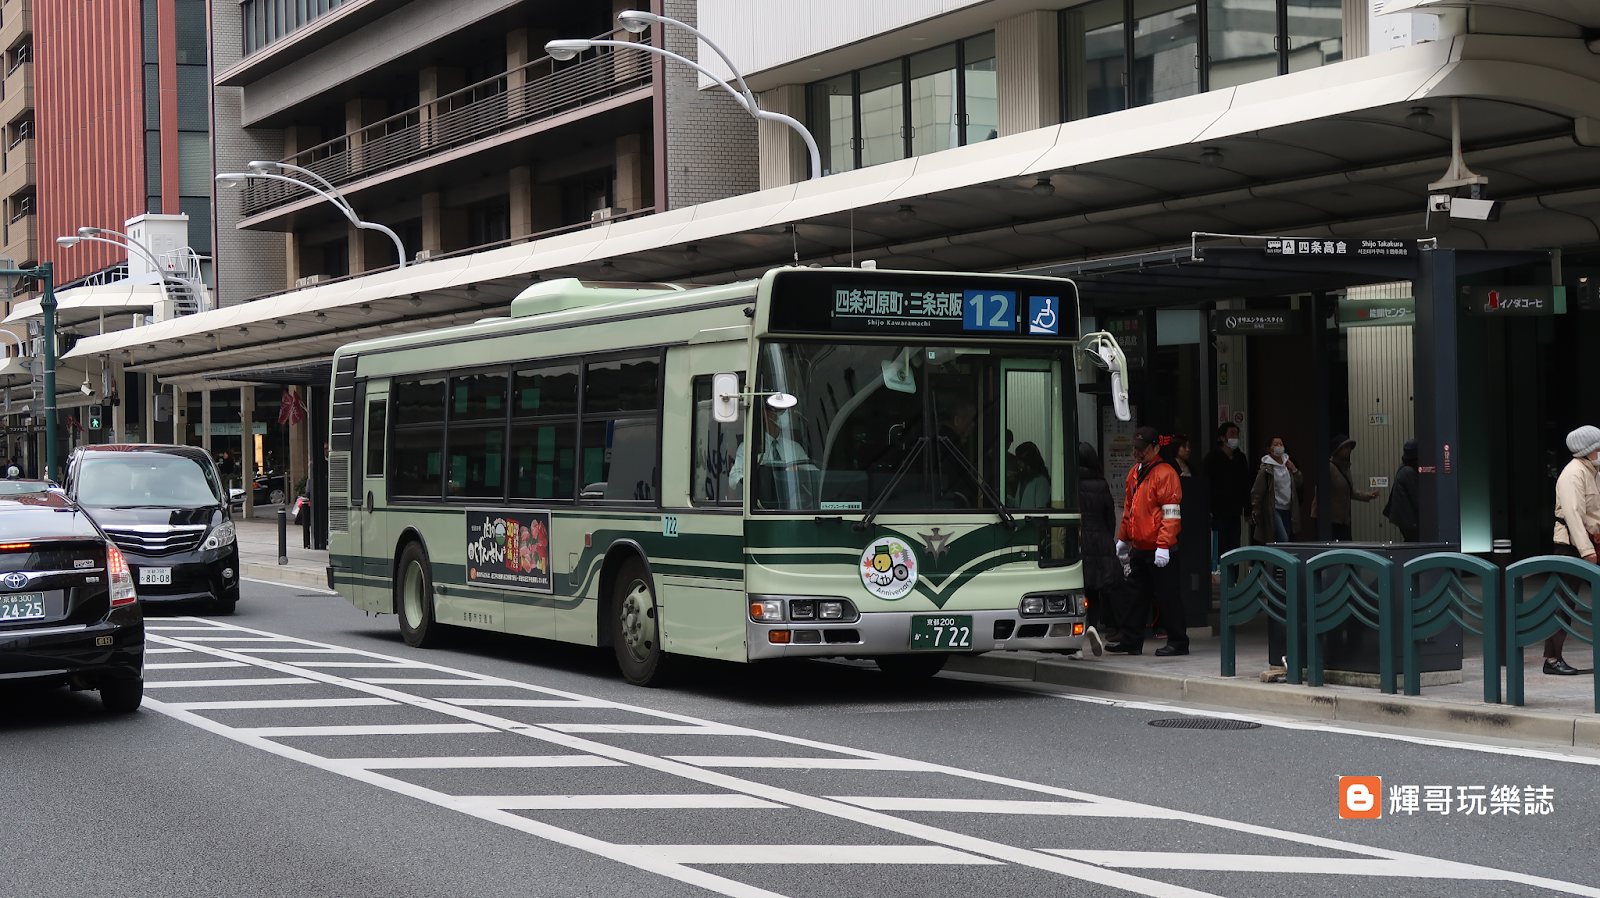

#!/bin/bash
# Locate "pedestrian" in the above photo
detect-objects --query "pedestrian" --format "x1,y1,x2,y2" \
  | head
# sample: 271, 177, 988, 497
1160, 433, 1193, 476
1251, 437, 1302, 543
1548, 425, 1600, 676
1324, 434, 1378, 541
1106, 426, 1187, 657
1383, 439, 1421, 542
1205, 423, 1251, 561
1076, 442, 1122, 655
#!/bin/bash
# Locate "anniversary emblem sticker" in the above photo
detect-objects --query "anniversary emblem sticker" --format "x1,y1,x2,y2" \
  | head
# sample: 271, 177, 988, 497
860, 539, 918, 600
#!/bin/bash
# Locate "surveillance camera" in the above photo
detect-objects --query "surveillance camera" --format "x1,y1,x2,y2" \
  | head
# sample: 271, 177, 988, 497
1449, 197, 1502, 222
1427, 194, 1452, 214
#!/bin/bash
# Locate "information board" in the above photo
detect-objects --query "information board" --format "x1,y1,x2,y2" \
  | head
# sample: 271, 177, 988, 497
766, 269, 1079, 339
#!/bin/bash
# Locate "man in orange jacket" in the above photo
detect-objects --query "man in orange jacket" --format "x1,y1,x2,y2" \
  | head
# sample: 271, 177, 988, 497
1106, 426, 1188, 656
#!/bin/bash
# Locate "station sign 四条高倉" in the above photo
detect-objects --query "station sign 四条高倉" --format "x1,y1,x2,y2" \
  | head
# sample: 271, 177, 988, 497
1264, 238, 1414, 258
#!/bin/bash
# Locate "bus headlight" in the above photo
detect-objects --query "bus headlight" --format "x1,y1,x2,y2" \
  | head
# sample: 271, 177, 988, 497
750, 599, 784, 622
1021, 590, 1085, 617
819, 601, 844, 619
1020, 596, 1045, 616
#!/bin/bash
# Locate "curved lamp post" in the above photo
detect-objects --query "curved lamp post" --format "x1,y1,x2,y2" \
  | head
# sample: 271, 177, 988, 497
217, 160, 407, 268
547, 11, 822, 180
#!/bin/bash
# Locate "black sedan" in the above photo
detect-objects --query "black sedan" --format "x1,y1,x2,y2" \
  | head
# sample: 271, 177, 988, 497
0, 480, 144, 712
67, 445, 241, 614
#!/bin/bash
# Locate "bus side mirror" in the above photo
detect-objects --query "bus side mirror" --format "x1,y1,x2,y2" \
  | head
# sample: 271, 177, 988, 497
712, 372, 741, 423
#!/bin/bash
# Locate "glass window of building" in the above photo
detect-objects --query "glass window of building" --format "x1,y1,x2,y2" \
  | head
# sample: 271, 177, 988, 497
806, 31, 998, 174
1067, 0, 1342, 118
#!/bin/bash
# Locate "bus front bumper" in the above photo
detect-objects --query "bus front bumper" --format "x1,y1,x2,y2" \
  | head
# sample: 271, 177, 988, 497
746, 610, 1084, 660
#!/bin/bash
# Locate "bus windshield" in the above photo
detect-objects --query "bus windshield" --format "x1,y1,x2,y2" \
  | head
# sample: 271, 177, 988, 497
746, 342, 1072, 513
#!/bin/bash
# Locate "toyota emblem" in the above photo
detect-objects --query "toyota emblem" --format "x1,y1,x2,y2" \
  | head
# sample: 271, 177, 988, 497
4, 571, 29, 590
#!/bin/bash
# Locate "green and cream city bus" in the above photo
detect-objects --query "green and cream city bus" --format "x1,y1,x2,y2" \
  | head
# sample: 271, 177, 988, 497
327, 267, 1121, 685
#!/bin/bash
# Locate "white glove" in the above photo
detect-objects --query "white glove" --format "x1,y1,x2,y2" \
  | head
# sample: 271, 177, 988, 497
1115, 540, 1130, 563
1155, 547, 1171, 568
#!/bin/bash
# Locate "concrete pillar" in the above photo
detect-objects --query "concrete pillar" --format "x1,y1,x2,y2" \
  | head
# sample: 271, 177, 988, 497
507, 29, 530, 119
172, 384, 188, 446
284, 126, 319, 286
757, 85, 807, 190
289, 386, 308, 506
509, 166, 533, 238
285, 234, 301, 289
348, 221, 367, 275
201, 388, 212, 454
419, 67, 463, 148
1343, 0, 1368, 60
995, 11, 1061, 137
615, 134, 643, 213
241, 386, 256, 519
422, 192, 443, 255
345, 98, 388, 172
143, 372, 154, 444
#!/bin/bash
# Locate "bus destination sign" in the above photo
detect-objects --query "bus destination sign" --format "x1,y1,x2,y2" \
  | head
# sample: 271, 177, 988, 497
767, 269, 1077, 339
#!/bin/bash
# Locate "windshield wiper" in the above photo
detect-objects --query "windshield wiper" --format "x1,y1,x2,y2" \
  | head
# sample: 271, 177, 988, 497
936, 435, 1017, 530
854, 437, 927, 532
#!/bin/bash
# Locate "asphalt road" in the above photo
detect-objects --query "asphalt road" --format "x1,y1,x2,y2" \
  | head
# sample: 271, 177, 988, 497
4, 578, 1598, 898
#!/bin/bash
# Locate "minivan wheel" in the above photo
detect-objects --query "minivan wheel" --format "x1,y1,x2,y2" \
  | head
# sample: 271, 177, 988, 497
396, 541, 441, 648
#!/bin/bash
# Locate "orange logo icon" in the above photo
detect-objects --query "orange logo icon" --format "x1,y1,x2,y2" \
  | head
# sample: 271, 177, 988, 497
1339, 776, 1382, 819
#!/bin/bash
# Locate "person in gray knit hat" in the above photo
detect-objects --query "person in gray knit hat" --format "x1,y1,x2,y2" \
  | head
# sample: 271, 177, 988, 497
1547, 425, 1600, 675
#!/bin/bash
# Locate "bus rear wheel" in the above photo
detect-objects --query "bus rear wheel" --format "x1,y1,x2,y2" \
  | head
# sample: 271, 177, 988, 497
396, 542, 442, 648
875, 654, 948, 680
611, 558, 668, 686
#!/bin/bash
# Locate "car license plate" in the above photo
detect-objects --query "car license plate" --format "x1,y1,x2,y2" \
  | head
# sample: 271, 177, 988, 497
0, 593, 45, 622
910, 614, 972, 650
139, 567, 172, 585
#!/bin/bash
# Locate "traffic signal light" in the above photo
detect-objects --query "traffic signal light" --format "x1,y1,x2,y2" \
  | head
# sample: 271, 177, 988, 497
87, 404, 103, 430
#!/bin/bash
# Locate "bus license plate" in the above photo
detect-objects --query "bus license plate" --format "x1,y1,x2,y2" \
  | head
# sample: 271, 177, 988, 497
139, 567, 172, 585
0, 593, 45, 622
910, 614, 972, 651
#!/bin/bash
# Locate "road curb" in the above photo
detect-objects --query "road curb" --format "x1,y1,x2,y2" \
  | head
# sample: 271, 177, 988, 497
240, 562, 329, 590
946, 653, 1597, 749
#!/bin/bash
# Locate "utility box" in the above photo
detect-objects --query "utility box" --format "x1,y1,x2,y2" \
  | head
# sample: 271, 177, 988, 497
124, 213, 190, 282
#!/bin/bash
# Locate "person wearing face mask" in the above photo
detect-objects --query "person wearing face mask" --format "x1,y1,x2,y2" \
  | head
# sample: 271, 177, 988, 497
1106, 426, 1186, 656
1548, 425, 1600, 676
1205, 423, 1251, 559
1251, 438, 1302, 543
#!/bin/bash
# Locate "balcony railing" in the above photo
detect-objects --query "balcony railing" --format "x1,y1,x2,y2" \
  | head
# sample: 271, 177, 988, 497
242, 27, 653, 217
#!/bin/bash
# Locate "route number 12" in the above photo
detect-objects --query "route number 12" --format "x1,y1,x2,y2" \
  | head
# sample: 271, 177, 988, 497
963, 290, 1016, 332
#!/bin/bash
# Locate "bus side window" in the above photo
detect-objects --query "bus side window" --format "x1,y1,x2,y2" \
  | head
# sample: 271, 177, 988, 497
692, 375, 743, 505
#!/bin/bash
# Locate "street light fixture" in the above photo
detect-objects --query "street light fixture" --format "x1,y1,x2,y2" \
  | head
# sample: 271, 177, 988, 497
217, 160, 407, 268
547, 11, 822, 180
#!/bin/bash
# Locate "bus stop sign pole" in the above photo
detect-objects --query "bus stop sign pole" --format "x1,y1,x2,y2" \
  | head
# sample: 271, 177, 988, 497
0, 263, 56, 481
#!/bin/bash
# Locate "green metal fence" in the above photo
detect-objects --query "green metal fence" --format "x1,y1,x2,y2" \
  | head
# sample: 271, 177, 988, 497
1305, 550, 1396, 693
1402, 553, 1500, 702
1505, 556, 1597, 713
1218, 547, 1301, 683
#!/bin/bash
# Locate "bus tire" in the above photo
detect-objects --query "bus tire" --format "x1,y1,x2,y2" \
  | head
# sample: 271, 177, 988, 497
610, 557, 669, 686
875, 654, 948, 680
396, 541, 442, 648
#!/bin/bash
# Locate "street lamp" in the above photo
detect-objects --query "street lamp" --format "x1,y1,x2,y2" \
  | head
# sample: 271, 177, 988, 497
217, 160, 407, 268
547, 11, 822, 180
58, 227, 170, 279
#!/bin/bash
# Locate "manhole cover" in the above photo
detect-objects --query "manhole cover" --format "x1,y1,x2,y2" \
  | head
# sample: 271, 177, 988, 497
1147, 717, 1261, 730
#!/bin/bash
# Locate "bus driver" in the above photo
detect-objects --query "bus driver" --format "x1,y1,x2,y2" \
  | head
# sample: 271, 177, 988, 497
730, 403, 815, 496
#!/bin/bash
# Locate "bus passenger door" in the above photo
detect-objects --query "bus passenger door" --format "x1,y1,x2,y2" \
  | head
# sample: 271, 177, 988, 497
358, 390, 390, 611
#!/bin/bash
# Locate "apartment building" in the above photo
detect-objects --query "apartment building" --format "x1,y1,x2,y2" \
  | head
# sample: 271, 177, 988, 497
71, 0, 1600, 554
217, 0, 757, 287
0, 0, 34, 273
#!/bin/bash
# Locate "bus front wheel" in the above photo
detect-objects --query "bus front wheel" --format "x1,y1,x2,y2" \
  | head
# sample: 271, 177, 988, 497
396, 542, 442, 648
875, 654, 948, 680
611, 557, 669, 686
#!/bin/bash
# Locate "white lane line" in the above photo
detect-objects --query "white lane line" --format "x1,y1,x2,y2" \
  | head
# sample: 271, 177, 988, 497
147, 661, 249, 670
288, 662, 429, 668
1023, 686, 1600, 768
146, 648, 190, 654
357, 678, 503, 685
152, 621, 1600, 898
144, 677, 316, 689
671, 757, 940, 772
457, 794, 785, 810
165, 698, 398, 711
229, 648, 349, 654
148, 631, 1222, 898
834, 797, 1182, 818
174, 636, 289, 642
630, 845, 1003, 865
544, 724, 742, 735
348, 755, 626, 770
144, 626, 231, 631
440, 698, 614, 708
1045, 851, 1507, 880
237, 723, 495, 737
144, 699, 794, 898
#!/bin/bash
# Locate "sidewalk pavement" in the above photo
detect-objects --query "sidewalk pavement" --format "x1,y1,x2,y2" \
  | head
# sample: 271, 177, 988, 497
948, 617, 1599, 750
235, 509, 330, 590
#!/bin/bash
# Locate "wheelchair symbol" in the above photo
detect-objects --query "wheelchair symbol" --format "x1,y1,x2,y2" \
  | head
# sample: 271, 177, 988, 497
1029, 296, 1059, 335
